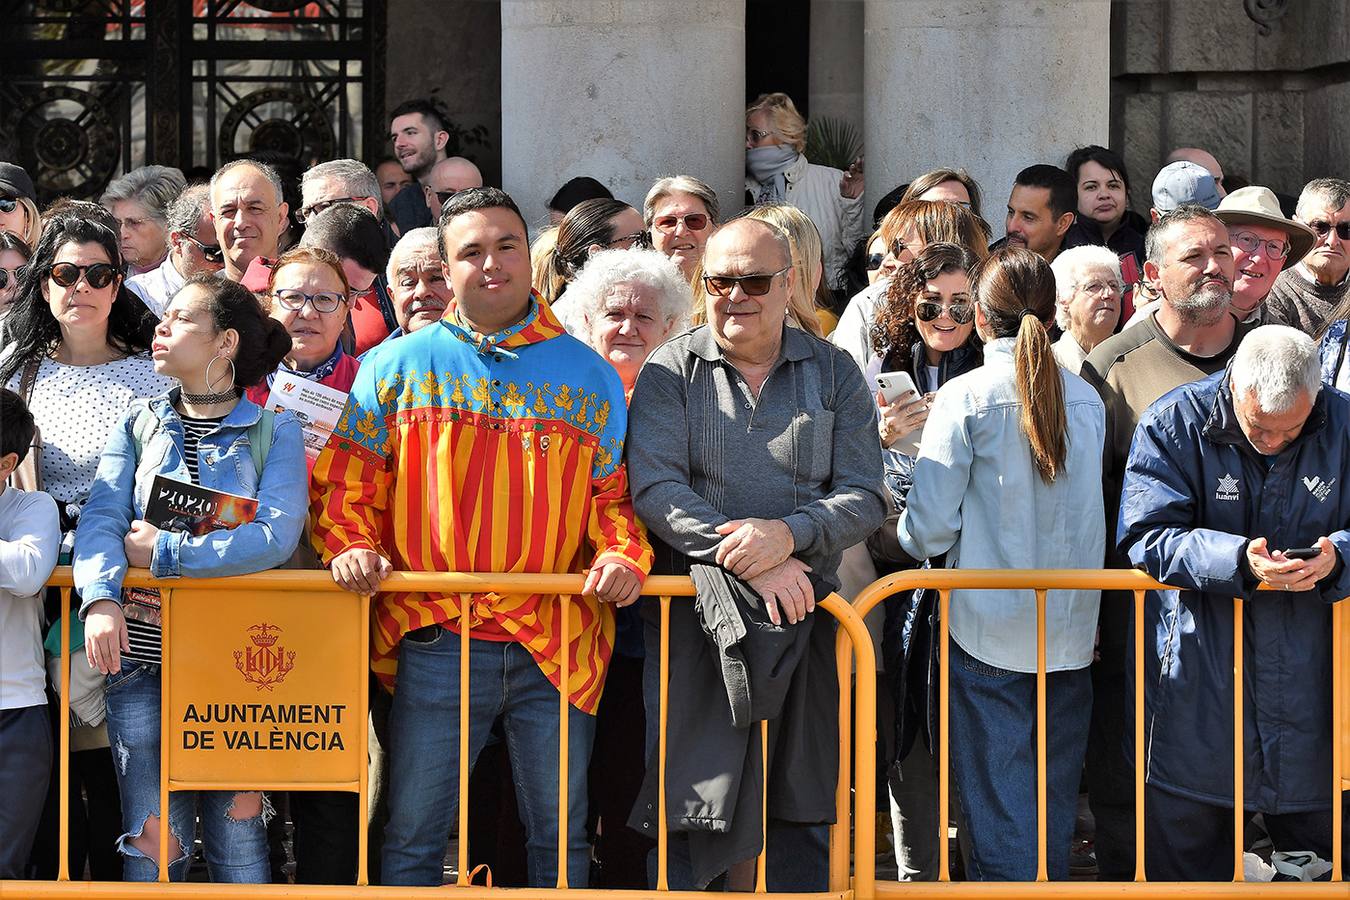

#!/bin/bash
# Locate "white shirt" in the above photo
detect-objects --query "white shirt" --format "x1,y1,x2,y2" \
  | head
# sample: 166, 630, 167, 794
126, 255, 186, 318
747, 154, 866, 291
0, 486, 60, 709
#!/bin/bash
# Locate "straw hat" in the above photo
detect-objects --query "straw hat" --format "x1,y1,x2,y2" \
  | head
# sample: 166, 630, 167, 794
1214, 186, 1316, 269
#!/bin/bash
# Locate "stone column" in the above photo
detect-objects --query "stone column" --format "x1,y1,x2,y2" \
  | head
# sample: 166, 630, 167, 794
863, 0, 1111, 232
809, 0, 865, 132
500, 1, 746, 226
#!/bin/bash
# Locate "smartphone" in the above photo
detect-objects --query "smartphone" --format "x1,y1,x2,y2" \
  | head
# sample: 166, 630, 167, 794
1282, 547, 1320, 560
876, 371, 919, 406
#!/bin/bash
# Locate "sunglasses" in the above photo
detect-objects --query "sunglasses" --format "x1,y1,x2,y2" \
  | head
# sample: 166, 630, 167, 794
915, 300, 974, 325
0, 266, 20, 291
1230, 231, 1289, 260
702, 265, 791, 298
866, 252, 885, 271
273, 289, 346, 314
606, 230, 652, 249
0, 197, 17, 214
297, 196, 359, 223
49, 261, 118, 289
435, 190, 459, 206
1308, 220, 1350, 241
653, 213, 709, 233
183, 234, 224, 264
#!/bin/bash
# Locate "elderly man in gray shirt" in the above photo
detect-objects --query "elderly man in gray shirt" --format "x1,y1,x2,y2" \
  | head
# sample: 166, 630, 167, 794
627, 217, 884, 891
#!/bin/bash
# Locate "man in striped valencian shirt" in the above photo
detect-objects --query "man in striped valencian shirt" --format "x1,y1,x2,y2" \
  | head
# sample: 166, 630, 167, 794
311, 187, 653, 888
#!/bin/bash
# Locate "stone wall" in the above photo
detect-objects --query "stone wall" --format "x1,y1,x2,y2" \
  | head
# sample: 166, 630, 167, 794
1111, 0, 1350, 211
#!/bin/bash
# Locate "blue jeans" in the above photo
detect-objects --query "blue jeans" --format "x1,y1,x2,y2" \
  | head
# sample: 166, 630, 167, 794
948, 641, 1091, 881
104, 661, 271, 883
381, 628, 597, 887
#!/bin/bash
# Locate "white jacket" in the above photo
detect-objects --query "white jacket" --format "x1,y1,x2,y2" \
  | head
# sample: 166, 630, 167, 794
747, 153, 865, 291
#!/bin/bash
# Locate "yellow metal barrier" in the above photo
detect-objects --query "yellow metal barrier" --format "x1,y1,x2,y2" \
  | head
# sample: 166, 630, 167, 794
2, 569, 876, 900
847, 569, 1348, 899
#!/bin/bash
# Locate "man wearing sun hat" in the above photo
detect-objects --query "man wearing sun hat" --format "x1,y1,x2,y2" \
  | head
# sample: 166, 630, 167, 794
1214, 186, 1316, 325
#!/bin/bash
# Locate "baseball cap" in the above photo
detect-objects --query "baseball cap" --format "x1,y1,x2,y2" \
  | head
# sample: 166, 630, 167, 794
0, 162, 36, 202
1152, 161, 1221, 213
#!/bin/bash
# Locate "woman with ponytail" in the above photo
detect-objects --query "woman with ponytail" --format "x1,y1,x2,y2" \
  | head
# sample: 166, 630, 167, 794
881, 247, 1106, 881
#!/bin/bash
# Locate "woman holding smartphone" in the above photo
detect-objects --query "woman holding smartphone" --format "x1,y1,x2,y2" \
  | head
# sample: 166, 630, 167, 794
74, 276, 306, 883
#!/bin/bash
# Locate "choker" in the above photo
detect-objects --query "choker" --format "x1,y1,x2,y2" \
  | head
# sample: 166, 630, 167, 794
181, 386, 239, 405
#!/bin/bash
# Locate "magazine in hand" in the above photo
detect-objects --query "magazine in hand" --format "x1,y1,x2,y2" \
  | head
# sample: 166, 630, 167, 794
122, 475, 259, 628
265, 376, 348, 464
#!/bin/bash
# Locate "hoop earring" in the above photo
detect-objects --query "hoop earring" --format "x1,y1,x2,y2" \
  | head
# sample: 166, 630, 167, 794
204, 354, 237, 393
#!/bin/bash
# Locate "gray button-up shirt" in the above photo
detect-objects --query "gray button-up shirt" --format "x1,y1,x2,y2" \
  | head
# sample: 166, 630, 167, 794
627, 324, 885, 589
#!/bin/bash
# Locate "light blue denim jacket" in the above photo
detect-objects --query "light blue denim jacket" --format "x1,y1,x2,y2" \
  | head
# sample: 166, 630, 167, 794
74, 389, 307, 617
895, 338, 1106, 673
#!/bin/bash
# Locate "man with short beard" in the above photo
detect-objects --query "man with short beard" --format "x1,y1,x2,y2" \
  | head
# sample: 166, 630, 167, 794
385, 99, 452, 235
1078, 204, 1246, 882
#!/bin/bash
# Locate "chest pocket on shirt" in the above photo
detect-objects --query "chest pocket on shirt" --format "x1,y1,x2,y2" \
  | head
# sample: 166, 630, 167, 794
789, 409, 834, 484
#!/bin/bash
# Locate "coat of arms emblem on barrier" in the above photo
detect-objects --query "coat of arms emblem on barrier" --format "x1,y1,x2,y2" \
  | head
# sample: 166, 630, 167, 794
234, 623, 296, 691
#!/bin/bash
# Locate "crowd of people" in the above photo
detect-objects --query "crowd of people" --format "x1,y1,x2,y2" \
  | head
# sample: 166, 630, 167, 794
0, 89, 1347, 890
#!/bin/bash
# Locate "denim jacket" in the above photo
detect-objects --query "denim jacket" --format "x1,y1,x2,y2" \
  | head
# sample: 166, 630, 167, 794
74, 390, 307, 616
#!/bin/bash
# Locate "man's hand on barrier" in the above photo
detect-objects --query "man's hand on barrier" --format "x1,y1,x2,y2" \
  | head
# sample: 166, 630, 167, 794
85, 599, 129, 675
124, 519, 159, 568
748, 557, 814, 626
715, 517, 793, 579
583, 562, 642, 607
1247, 536, 1336, 592
330, 547, 393, 595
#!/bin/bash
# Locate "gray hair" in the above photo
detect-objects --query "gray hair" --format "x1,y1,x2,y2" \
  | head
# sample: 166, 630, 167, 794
1230, 325, 1321, 413
302, 159, 381, 214
165, 184, 212, 238
556, 247, 691, 341
210, 158, 285, 210
1049, 245, 1122, 329
386, 226, 441, 285
100, 165, 187, 223
643, 175, 720, 228
1145, 203, 1224, 266
1295, 177, 1350, 221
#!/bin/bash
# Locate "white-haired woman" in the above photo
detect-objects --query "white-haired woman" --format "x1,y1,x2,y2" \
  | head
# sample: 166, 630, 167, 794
100, 165, 187, 276
644, 175, 719, 282
745, 92, 865, 293
555, 247, 690, 396
1049, 244, 1123, 373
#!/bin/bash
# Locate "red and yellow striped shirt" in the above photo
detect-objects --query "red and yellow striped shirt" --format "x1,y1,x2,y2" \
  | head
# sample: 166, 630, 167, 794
310, 298, 652, 713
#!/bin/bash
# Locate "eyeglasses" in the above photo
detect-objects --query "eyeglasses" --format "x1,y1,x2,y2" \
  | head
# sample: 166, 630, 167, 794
0, 266, 20, 291
182, 234, 224, 264
653, 213, 709, 233
1307, 219, 1350, 241
866, 252, 884, 272
746, 128, 776, 144
434, 190, 459, 207
1229, 231, 1289, 260
0, 197, 17, 214
702, 265, 791, 297
915, 300, 974, 324
48, 262, 117, 289
606, 230, 652, 249
272, 289, 346, 314
296, 197, 359, 223
889, 237, 911, 259
1078, 279, 1124, 296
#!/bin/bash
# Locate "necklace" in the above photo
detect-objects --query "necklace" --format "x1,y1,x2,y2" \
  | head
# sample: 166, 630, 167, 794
181, 386, 239, 405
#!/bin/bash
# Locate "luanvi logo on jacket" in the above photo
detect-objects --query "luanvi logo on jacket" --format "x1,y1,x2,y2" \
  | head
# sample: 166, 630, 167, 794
1302, 475, 1336, 503
1215, 473, 1240, 501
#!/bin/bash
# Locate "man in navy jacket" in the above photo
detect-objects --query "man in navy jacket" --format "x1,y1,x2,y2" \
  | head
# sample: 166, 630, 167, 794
1120, 325, 1349, 880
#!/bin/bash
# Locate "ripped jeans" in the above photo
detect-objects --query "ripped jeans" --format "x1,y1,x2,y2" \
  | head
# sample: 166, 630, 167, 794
104, 660, 271, 883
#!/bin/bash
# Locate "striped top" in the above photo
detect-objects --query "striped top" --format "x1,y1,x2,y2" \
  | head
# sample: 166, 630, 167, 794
310, 296, 652, 714
180, 414, 225, 483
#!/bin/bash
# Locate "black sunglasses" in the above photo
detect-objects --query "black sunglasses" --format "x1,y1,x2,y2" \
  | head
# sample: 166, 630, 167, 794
183, 234, 224, 264
915, 300, 974, 325
702, 265, 791, 298
865, 252, 884, 271
0, 197, 17, 214
435, 190, 459, 206
0, 265, 20, 290
49, 261, 118, 289
1308, 219, 1350, 241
